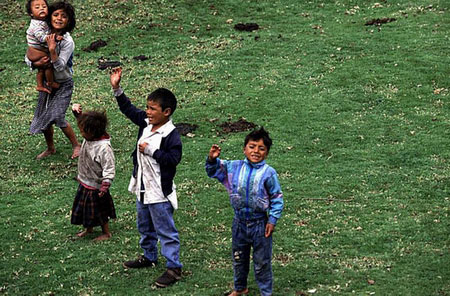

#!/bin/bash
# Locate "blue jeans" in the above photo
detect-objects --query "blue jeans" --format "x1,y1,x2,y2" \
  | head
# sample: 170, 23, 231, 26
136, 200, 182, 269
232, 217, 273, 296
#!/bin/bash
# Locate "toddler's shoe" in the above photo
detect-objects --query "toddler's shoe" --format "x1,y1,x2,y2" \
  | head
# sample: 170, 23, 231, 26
155, 268, 182, 288
123, 255, 157, 268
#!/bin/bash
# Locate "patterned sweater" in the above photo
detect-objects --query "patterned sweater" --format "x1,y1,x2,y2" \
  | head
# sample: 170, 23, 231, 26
26, 19, 50, 50
206, 158, 284, 225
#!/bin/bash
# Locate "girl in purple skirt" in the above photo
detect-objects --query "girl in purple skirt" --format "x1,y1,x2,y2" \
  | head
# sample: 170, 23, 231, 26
70, 104, 116, 241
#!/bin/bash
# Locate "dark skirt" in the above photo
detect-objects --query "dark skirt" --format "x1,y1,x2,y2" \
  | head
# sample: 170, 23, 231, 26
30, 79, 73, 134
71, 184, 116, 228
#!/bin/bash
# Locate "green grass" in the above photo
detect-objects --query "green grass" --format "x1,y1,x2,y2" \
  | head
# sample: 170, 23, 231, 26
1, 0, 449, 295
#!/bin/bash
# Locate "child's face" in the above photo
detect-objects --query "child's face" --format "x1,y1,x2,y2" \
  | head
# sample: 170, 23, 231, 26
79, 127, 95, 141
50, 9, 69, 32
30, 0, 48, 20
146, 100, 171, 129
244, 138, 268, 163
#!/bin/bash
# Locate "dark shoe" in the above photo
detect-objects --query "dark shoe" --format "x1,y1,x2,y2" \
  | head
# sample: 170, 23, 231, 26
123, 256, 157, 269
155, 268, 182, 288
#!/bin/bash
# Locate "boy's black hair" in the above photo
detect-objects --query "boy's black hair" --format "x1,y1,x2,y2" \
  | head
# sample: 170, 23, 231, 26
26, 0, 50, 15
77, 110, 108, 139
147, 88, 177, 116
244, 127, 273, 153
48, 1, 76, 34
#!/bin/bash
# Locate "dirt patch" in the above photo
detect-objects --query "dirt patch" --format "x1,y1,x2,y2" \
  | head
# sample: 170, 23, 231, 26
365, 18, 396, 26
97, 58, 121, 70
234, 23, 259, 32
175, 123, 198, 136
219, 118, 257, 133
83, 39, 107, 52
133, 55, 149, 61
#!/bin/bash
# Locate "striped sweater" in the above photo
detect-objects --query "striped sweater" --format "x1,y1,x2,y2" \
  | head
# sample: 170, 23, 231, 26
26, 19, 50, 50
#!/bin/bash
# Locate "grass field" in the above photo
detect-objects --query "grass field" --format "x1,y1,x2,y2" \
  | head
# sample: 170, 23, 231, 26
0, 0, 449, 295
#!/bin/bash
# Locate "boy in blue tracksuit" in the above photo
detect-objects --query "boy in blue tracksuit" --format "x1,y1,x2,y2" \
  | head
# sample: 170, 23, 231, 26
206, 127, 284, 296
110, 67, 182, 288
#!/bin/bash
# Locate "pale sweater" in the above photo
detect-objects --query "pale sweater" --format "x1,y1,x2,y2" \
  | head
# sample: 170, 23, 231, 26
77, 137, 115, 189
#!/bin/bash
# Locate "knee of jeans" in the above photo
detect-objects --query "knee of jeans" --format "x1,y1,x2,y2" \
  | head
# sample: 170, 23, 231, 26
254, 261, 270, 273
233, 250, 244, 262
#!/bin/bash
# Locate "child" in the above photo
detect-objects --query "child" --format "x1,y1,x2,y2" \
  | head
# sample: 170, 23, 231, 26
71, 103, 116, 241
206, 127, 284, 296
26, 0, 60, 93
109, 67, 183, 288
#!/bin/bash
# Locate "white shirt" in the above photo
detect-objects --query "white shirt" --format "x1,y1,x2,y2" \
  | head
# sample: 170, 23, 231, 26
128, 119, 178, 209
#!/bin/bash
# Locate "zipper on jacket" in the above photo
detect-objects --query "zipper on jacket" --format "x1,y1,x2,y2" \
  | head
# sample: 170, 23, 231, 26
245, 165, 253, 219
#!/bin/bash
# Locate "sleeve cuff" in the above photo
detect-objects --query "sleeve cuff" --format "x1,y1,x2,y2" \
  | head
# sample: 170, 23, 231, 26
206, 156, 218, 164
268, 216, 278, 225
113, 87, 124, 97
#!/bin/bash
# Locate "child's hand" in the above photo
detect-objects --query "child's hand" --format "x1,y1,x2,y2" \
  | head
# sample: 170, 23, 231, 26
56, 35, 64, 41
138, 142, 149, 154
208, 144, 221, 162
110, 67, 122, 89
33, 56, 50, 68
265, 223, 275, 237
46, 33, 57, 52
72, 103, 82, 114
99, 181, 111, 197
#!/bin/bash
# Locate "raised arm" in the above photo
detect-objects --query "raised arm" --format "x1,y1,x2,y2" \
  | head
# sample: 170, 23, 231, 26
208, 144, 221, 162
110, 67, 122, 90
72, 103, 82, 118
205, 144, 232, 184
109, 67, 147, 126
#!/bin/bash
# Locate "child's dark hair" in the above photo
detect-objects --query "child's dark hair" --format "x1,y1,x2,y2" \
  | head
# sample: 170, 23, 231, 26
77, 111, 108, 139
147, 88, 177, 116
244, 127, 273, 153
48, 1, 76, 34
26, 0, 50, 15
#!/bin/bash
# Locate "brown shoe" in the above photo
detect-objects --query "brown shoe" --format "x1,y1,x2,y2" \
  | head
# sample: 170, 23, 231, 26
228, 288, 249, 296
123, 256, 157, 269
155, 268, 182, 288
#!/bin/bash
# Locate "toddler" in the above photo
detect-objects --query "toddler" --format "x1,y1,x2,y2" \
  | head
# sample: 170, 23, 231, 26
26, 0, 61, 93
71, 104, 116, 241
206, 127, 284, 296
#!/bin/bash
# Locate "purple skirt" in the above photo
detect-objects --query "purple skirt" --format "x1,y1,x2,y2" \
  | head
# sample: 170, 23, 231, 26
71, 184, 116, 228
30, 79, 73, 134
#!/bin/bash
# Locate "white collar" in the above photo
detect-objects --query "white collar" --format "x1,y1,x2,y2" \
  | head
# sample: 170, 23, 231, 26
144, 118, 176, 137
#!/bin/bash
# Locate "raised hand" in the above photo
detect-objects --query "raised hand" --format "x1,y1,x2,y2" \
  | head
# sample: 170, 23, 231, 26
208, 144, 221, 162
110, 67, 122, 89
72, 103, 82, 114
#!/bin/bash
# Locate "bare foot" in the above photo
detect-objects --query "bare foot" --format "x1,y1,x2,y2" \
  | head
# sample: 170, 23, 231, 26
36, 149, 56, 160
228, 288, 249, 296
93, 233, 112, 241
71, 145, 81, 159
36, 86, 51, 94
76, 229, 93, 237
